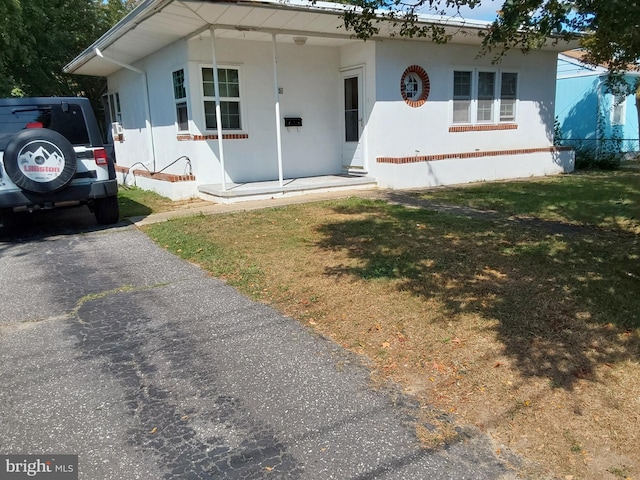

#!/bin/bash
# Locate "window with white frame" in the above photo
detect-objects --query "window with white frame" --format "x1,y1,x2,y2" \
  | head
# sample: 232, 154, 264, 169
452, 70, 518, 124
172, 69, 189, 132
201, 66, 242, 130
500, 72, 518, 122
108, 92, 121, 124
611, 94, 626, 125
453, 71, 472, 123
477, 72, 496, 122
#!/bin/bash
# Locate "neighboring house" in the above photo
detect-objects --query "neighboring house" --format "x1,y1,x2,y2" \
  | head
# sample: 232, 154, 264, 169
556, 50, 640, 155
65, 0, 575, 201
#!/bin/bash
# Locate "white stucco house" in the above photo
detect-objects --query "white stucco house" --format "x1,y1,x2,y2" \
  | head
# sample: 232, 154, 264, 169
65, 0, 575, 202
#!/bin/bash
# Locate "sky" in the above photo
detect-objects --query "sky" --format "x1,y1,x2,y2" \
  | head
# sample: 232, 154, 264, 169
429, 1, 502, 21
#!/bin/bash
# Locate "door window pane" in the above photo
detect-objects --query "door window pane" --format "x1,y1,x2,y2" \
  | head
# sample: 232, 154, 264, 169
344, 77, 359, 142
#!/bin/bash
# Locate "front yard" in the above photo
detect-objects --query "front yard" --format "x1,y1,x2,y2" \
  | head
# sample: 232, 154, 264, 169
131, 170, 639, 479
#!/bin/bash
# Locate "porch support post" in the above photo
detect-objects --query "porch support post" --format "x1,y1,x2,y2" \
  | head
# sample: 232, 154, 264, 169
210, 27, 227, 191
272, 34, 284, 189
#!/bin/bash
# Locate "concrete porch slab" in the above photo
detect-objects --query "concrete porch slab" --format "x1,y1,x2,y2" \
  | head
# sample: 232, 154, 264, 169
198, 174, 377, 203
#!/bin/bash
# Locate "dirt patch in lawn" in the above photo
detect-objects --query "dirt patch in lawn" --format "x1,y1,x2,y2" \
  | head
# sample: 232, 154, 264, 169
144, 195, 640, 480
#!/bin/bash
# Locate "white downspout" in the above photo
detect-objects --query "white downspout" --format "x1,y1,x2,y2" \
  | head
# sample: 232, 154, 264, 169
272, 34, 284, 189
95, 48, 156, 171
210, 28, 227, 192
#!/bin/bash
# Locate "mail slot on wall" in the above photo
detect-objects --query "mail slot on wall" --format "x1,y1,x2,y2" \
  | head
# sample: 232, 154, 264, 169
284, 117, 302, 127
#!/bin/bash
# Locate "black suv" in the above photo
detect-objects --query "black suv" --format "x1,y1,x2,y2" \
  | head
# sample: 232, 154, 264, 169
0, 97, 119, 226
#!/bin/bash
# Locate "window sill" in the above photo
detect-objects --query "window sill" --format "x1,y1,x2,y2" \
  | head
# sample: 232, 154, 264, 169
449, 123, 518, 132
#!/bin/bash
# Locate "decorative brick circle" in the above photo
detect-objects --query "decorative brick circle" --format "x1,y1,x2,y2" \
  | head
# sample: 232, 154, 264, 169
400, 65, 430, 108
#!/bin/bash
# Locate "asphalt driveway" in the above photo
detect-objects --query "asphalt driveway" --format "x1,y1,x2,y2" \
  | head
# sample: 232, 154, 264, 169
0, 208, 517, 479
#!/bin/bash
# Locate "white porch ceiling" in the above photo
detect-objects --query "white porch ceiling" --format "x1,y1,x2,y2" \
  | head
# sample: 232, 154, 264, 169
65, 0, 375, 77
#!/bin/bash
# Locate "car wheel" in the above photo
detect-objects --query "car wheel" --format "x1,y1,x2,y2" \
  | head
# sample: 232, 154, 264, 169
3, 129, 77, 194
94, 195, 120, 225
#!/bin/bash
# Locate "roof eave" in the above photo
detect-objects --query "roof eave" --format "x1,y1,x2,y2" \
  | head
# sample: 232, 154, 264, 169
64, 0, 577, 77
64, 0, 172, 74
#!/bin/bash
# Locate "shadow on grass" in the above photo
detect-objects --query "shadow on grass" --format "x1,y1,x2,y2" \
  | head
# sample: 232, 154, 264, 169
316, 200, 640, 391
118, 196, 153, 218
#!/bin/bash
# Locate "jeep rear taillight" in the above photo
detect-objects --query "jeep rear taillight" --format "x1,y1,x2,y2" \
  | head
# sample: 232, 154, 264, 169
93, 148, 108, 165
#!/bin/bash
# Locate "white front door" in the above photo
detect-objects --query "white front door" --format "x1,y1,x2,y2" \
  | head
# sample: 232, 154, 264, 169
341, 68, 364, 172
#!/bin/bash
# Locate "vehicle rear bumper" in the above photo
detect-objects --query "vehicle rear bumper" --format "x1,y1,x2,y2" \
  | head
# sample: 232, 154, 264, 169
0, 179, 118, 210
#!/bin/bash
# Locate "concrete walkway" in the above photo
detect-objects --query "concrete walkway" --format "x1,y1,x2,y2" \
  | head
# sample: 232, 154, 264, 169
131, 187, 502, 227
133, 185, 630, 238
131, 188, 385, 226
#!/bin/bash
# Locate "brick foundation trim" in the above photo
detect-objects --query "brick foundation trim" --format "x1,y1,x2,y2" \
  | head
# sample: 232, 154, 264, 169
377, 146, 573, 165
115, 165, 195, 183
177, 133, 249, 141
449, 124, 518, 132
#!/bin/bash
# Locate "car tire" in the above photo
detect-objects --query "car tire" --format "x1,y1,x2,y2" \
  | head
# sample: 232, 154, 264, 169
3, 129, 77, 194
94, 195, 120, 225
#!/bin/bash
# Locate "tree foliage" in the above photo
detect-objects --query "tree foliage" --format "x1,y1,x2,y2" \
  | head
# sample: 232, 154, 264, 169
0, 0, 137, 99
0, 0, 26, 95
342, 0, 640, 73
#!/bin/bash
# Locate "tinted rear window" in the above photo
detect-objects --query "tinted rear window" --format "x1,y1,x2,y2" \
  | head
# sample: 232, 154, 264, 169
0, 103, 90, 150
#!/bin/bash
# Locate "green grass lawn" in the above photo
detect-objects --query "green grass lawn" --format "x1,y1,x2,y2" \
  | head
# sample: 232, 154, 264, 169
117, 185, 209, 218
117, 186, 174, 217
414, 170, 640, 233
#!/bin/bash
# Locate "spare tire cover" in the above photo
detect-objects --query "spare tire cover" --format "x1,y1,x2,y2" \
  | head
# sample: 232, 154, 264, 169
3, 128, 77, 194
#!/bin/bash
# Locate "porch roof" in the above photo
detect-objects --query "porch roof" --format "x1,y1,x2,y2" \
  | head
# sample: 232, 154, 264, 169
64, 0, 569, 78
